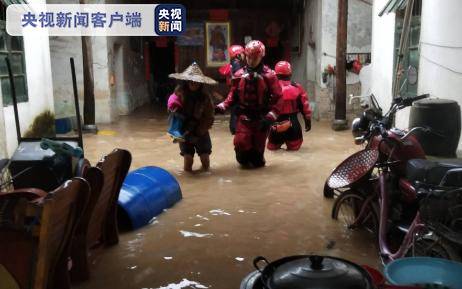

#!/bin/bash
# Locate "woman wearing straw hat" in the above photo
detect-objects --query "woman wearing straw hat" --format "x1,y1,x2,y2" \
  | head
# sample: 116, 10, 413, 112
168, 62, 217, 172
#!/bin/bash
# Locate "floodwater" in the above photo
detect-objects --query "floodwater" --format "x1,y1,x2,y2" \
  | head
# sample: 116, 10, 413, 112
79, 106, 379, 289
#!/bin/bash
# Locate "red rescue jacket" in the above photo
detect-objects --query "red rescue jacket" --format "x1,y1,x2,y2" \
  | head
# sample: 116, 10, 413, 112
278, 80, 311, 119
219, 64, 283, 120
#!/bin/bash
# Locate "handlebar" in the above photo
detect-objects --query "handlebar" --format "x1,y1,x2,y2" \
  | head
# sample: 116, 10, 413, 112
372, 125, 445, 148
394, 93, 429, 107
356, 94, 432, 144
400, 127, 426, 140
402, 126, 445, 140
411, 93, 430, 102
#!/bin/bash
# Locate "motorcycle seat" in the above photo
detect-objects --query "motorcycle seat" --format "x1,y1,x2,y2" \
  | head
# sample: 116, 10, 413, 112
407, 158, 462, 187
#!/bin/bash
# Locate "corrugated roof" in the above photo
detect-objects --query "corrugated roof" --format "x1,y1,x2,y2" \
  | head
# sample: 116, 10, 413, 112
379, 0, 408, 16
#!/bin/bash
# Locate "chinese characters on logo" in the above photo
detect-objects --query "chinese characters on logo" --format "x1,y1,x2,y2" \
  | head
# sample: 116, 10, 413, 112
21, 11, 143, 28
154, 4, 185, 36
7, 4, 187, 36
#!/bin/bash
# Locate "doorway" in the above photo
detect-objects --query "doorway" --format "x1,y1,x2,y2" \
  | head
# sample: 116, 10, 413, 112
149, 37, 176, 108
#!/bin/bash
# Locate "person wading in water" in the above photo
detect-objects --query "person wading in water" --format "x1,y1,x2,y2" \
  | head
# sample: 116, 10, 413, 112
167, 62, 217, 172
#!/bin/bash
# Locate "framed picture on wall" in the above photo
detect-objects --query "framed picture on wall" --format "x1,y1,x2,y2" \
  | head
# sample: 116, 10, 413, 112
176, 22, 204, 46
205, 22, 230, 67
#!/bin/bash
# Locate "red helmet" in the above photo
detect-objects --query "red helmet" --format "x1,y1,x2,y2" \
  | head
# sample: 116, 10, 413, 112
274, 61, 292, 76
228, 45, 244, 59
245, 40, 265, 59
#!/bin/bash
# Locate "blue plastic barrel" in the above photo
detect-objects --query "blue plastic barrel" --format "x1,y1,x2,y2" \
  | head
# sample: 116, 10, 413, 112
55, 118, 72, 134
118, 166, 182, 230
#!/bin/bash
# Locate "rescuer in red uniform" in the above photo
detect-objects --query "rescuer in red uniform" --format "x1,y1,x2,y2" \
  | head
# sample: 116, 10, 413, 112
216, 40, 282, 168
218, 45, 246, 134
267, 61, 312, 151
219, 45, 245, 87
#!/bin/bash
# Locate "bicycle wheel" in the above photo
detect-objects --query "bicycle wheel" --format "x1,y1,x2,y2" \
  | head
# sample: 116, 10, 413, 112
410, 235, 461, 261
332, 190, 379, 235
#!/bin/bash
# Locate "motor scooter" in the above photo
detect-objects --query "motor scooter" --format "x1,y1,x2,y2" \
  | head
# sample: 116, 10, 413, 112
324, 93, 462, 262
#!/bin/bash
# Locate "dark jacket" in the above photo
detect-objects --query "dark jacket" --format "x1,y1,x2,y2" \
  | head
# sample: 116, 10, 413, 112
182, 90, 215, 137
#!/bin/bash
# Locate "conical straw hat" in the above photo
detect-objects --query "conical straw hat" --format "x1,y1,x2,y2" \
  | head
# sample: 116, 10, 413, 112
169, 62, 218, 85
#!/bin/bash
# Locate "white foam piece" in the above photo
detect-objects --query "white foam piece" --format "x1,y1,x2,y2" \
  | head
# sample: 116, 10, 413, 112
209, 209, 231, 216
154, 278, 209, 289
195, 214, 210, 221
180, 230, 213, 238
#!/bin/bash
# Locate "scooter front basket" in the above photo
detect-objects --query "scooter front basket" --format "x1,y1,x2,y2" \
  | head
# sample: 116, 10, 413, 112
327, 149, 378, 189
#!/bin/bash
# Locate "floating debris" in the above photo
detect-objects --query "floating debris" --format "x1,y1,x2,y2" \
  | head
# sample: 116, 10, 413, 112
209, 209, 231, 216
238, 210, 245, 213
196, 214, 210, 221
127, 237, 144, 252
155, 278, 209, 289
148, 217, 157, 224
128, 265, 137, 270
180, 230, 213, 238
194, 224, 202, 227
164, 257, 173, 260
235, 257, 245, 262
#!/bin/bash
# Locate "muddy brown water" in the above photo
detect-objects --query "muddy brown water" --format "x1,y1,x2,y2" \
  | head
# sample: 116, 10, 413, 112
79, 107, 379, 289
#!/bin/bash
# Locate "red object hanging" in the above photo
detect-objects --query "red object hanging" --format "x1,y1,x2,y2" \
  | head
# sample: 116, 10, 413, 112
154, 36, 168, 48
209, 9, 229, 21
352, 58, 363, 74
266, 37, 279, 48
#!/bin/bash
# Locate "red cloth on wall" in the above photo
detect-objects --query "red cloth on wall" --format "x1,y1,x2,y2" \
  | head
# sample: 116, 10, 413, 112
266, 37, 279, 48
209, 9, 229, 21
154, 37, 168, 48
